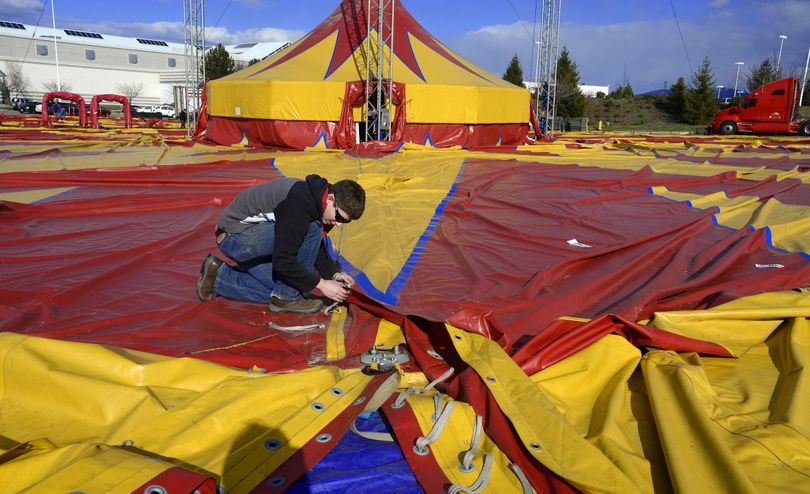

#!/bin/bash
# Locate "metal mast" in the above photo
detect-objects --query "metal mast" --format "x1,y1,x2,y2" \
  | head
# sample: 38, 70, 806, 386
536, 0, 561, 137
364, 0, 395, 141
183, 0, 205, 138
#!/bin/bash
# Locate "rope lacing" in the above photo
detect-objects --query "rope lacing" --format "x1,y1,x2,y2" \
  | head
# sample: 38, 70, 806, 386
447, 453, 494, 494
392, 367, 455, 409
459, 415, 483, 473
268, 321, 325, 333
414, 399, 455, 455
509, 463, 534, 494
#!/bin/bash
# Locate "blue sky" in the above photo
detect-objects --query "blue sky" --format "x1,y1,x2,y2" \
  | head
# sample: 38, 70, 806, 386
2, 0, 808, 92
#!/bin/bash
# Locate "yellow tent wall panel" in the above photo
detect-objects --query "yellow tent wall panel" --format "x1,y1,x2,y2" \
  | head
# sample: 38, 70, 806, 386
406, 84, 529, 124
209, 80, 345, 121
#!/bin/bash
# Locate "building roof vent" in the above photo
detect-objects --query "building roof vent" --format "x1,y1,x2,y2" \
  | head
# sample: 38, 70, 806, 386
0, 20, 26, 30
64, 29, 103, 39
137, 38, 169, 47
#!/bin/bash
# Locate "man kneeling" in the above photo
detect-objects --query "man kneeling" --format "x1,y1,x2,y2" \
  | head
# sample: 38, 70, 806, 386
196, 174, 364, 313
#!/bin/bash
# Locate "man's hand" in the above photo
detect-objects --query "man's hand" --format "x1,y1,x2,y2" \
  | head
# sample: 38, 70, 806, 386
317, 278, 351, 302
332, 271, 356, 289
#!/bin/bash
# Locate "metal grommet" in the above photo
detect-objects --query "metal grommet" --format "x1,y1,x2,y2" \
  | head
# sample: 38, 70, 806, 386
122, 439, 135, 448
453, 333, 462, 340
264, 439, 281, 451
529, 441, 542, 451
311, 402, 326, 412
144, 486, 168, 494
485, 376, 496, 383
413, 444, 430, 456
267, 476, 285, 487
390, 400, 404, 409
426, 349, 444, 360
458, 463, 476, 473
316, 434, 332, 443
330, 387, 344, 397
353, 396, 366, 406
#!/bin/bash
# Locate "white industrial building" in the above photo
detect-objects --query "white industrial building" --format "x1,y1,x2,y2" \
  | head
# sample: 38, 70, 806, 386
0, 20, 289, 108
523, 81, 610, 97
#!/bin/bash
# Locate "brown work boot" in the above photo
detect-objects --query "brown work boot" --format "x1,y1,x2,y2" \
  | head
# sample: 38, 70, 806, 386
268, 296, 324, 314
196, 253, 224, 301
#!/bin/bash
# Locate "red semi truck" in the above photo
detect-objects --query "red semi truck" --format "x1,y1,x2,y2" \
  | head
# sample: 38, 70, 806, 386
710, 77, 810, 136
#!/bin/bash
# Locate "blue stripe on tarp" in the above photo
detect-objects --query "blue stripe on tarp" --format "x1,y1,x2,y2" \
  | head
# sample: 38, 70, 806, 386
327, 160, 468, 306
268, 157, 280, 175
763, 226, 790, 254
647, 188, 808, 256
312, 130, 330, 149
31, 187, 78, 204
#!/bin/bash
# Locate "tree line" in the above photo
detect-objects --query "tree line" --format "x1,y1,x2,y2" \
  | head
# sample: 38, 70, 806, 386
502, 50, 808, 126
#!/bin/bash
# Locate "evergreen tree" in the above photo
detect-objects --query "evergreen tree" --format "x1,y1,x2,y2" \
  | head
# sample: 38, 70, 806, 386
502, 54, 525, 88
609, 84, 634, 99
205, 44, 236, 81
667, 76, 687, 120
683, 57, 717, 125
746, 58, 778, 91
555, 47, 586, 118
248, 58, 261, 66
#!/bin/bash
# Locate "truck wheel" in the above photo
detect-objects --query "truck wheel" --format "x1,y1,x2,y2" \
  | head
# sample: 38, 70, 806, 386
719, 121, 737, 135
800, 121, 810, 136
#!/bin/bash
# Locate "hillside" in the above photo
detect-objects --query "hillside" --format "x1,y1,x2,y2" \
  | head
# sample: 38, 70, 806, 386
585, 96, 696, 131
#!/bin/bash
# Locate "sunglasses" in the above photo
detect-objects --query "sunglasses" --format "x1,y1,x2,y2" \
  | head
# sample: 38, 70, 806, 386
334, 205, 351, 224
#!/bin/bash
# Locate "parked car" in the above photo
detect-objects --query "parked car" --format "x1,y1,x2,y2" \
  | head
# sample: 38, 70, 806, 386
150, 105, 176, 118
13, 98, 37, 113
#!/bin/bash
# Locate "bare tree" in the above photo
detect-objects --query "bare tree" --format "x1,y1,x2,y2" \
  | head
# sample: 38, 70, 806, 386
115, 82, 144, 101
2, 61, 31, 98
42, 80, 72, 93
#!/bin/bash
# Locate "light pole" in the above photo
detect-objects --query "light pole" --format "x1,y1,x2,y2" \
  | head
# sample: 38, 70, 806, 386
777, 34, 787, 73
716, 85, 724, 99
533, 41, 541, 117
733, 61, 744, 99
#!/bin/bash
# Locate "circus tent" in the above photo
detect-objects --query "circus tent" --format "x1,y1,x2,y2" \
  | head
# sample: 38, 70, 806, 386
203, 0, 535, 149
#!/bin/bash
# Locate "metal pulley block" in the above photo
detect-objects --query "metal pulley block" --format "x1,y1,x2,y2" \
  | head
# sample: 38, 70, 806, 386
360, 345, 409, 372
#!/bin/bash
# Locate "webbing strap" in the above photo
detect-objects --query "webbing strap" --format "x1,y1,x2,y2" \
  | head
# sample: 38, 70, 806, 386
393, 367, 455, 408
509, 462, 534, 494
447, 454, 494, 494
415, 400, 455, 454
460, 415, 483, 472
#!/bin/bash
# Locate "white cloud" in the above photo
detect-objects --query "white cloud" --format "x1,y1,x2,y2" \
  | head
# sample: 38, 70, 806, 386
0, 0, 44, 23
0, 0, 42, 8
707, 0, 730, 8
57, 18, 303, 46
448, 0, 810, 93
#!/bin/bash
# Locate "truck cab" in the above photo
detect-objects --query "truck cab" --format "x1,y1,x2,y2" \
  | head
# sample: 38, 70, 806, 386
711, 77, 810, 136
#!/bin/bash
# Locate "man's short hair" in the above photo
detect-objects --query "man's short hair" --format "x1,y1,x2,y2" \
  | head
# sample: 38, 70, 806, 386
332, 180, 365, 220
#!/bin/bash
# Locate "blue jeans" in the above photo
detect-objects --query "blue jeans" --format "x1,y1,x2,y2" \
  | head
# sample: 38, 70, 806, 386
214, 221, 322, 304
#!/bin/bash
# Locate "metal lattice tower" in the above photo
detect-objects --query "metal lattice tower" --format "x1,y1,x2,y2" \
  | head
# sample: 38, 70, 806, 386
183, 0, 205, 138
364, 0, 395, 141
536, 0, 561, 137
